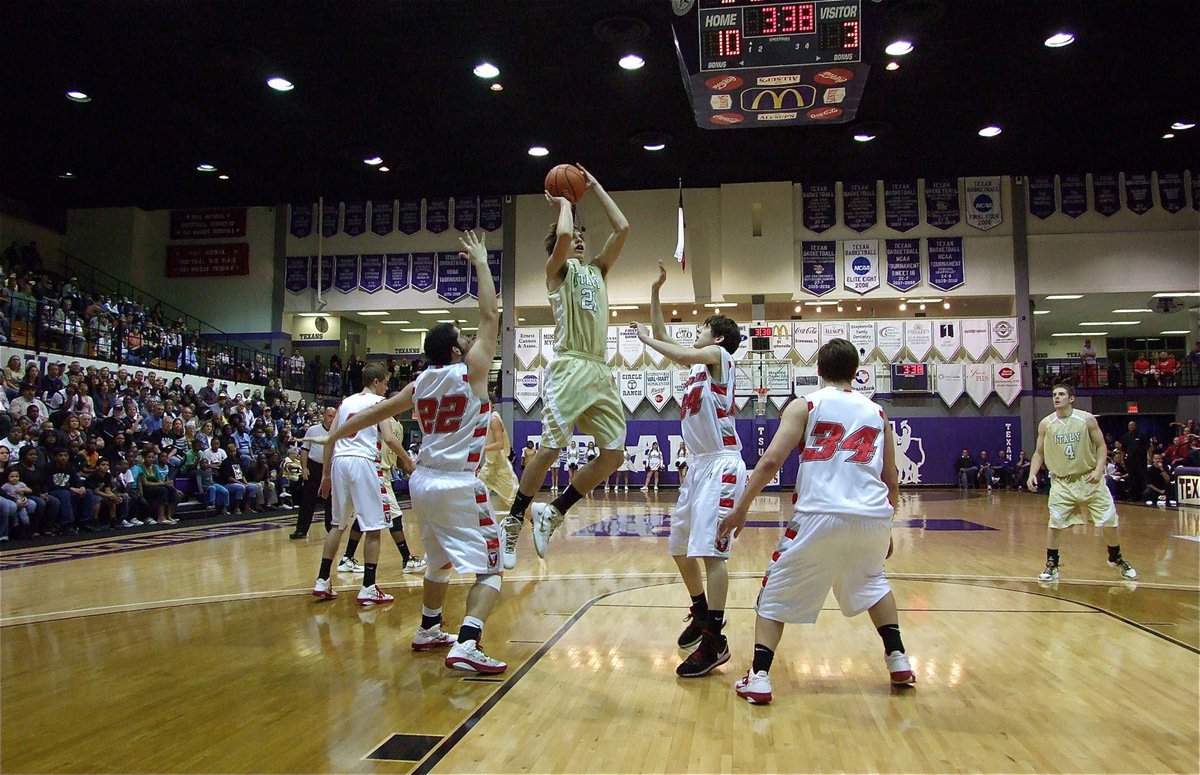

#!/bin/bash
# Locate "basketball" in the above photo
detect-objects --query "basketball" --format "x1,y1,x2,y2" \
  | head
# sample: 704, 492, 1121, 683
544, 163, 587, 204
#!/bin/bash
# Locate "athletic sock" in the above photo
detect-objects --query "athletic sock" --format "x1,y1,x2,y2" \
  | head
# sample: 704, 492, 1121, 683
318, 558, 333, 581
752, 644, 775, 674
343, 537, 360, 560
707, 610, 725, 635
877, 623, 905, 654
362, 563, 377, 588
421, 606, 443, 630
1047, 548, 1060, 565
510, 491, 533, 521
392, 529, 412, 562
550, 484, 584, 516
1107, 545, 1121, 562
458, 615, 484, 645
690, 592, 709, 617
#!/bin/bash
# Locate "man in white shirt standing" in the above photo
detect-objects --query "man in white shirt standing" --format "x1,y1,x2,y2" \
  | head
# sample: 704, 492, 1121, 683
290, 406, 335, 539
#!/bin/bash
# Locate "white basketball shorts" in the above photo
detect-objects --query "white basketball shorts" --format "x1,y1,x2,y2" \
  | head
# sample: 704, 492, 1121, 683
668, 452, 746, 559
409, 467, 501, 575
330, 455, 389, 532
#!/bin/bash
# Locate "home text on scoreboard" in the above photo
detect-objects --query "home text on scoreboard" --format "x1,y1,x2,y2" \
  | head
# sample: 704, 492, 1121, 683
698, 0, 862, 71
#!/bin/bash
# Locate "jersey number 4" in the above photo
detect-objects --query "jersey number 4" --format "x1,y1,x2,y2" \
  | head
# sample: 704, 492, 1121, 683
416, 395, 467, 434
800, 421, 880, 464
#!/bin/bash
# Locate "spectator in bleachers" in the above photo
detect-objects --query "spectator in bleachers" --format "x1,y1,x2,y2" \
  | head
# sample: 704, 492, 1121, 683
135, 449, 179, 525
5, 356, 24, 398
955, 449, 978, 490
1156, 351, 1178, 387
10, 383, 47, 421
195, 457, 229, 515
1132, 353, 1153, 387
218, 443, 260, 514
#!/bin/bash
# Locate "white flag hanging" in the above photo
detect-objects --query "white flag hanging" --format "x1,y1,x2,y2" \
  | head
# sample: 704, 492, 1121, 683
644, 370, 673, 412
875, 320, 904, 362
793, 321, 820, 362
619, 370, 645, 412
669, 323, 697, 349
540, 328, 557, 363
933, 320, 962, 360
514, 370, 542, 412
515, 328, 540, 369
992, 362, 1022, 405
842, 240, 881, 294
771, 323, 794, 360
852, 365, 877, 398
671, 367, 689, 408
903, 319, 933, 361
618, 325, 645, 367
965, 362, 994, 406
605, 326, 619, 364
820, 321, 848, 344
961, 318, 991, 360
734, 394, 752, 411
989, 317, 1019, 360
734, 322, 750, 361
645, 341, 665, 366
964, 176, 1003, 231
793, 365, 820, 397
936, 362, 965, 407
847, 321, 877, 362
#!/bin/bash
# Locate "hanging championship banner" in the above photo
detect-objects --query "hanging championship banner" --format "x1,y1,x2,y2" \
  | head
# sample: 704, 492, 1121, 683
771, 323, 793, 360
645, 370, 673, 412
1158, 172, 1186, 213
515, 328, 540, 369
540, 328, 557, 363
964, 177, 1003, 231
453, 195, 478, 231
1092, 173, 1120, 216
792, 365, 820, 398
924, 177, 960, 230
847, 321, 877, 362
927, 237, 965, 291
410, 252, 435, 293
371, 200, 394, 236
842, 239, 880, 294
734, 322, 750, 362
310, 255, 333, 292
671, 367, 689, 407
334, 255, 358, 293
1124, 173, 1153, 214
801, 241, 837, 296
1060, 174, 1087, 218
359, 254, 384, 294
669, 323, 698, 350
876, 320, 904, 362
903, 319, 932, 361
992, 363, 1021, 406
514, 370, 542, 412
425, 198, 449, 234
619, 325, 645, 366
936, 363, 965, 407
645, 340, 666, 366
321, 202, 339, 238
819, 321, 848, 344
792, 321, 819, 362
436, 252, 469, 303
883, 180, 919, 232
289, 203, 313, 238
284, 256, 308, 293
989, 317, 1018, 360
468, 250, 502, 298
343, 202, 366, 236
964, 363, 994, 407
398, 200, 422, 235
852, 365, 876, 398
801, 183, 836, 233
961, 319, 991, 360
479, 195, 503, 232
384, 254, 410, 292
934, 320, 961, 360
1028, 175, 1057, 219
619, 370, 645, 412
842, 181, 878, 232
606, 326, 619, 364
885, 239, 921, 292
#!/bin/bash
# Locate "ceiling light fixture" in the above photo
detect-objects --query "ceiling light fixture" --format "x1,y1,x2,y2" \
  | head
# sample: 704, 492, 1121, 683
837, 304, 844, 312
672, 309, 679, 316
418, 309, 450, 314
1044, 32, 1075, 48
65, 90, 91, 103
691, 309, 698, 316
703, 303, 736, 308
978, 125, 1002, 137
1160, 330, 1190, 335
898, 302, 907, 311
942, 301, 950, 310
363, 156, 383, 166
1045, 294, 1083, 300
473, 62, 500, 79
357, 311, 389, 316
401, 328, 426, 333
610, 305, 640, 310
1079, 321, 1138, 326
218, 174, 229, 180
643, 142, 666, 151
1033, 310, 1050, 315
619, 54, 645, 70
380, 320, 412, 325
490, 83, 504, 92
856, 304, 862, 311
1052, 332, 1106, 337
528, 146, 549, 157
885, 61, 900, 71
378, 166, 390, 172
1162, 133, 1176, 139
885, 40, 913, 56
1112, 308, 1153, 313
1152, 292, 1200, 297
853, 133, 875, 142
1171, 121, 1195, 130
794, 305, 802, 313
919, 303, 926, 311
196, 163, 217, 172
266, 77, 294, 91
59, 172, 76, 179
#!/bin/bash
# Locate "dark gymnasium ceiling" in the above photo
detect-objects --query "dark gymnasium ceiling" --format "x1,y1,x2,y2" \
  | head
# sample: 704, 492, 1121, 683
2, 0, 1198, 214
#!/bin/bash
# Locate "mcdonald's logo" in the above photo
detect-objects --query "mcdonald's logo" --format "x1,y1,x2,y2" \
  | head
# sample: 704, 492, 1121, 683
740, 85, 815, 112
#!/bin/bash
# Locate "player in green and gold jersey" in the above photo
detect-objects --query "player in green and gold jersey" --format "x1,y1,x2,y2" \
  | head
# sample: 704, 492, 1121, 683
1027, 383, 1137, 581
501, 165, 629, 568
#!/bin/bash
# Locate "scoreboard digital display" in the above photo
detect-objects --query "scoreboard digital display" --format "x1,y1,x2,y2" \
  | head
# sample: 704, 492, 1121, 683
890, 362, 932, 394
697, 0, 861, 71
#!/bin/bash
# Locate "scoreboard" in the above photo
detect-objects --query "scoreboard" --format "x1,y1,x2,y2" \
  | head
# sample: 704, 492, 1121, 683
890, 362, 932, 394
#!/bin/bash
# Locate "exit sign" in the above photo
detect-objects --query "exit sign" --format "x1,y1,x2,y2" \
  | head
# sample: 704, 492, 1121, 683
1126, 402, 1139, 413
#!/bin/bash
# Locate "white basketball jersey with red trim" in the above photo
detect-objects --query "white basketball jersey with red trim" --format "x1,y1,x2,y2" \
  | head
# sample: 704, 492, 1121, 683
680, 350, 740, 455
334, 392, 384, 461
793, 386, 892, 519
413, 363, 490, 473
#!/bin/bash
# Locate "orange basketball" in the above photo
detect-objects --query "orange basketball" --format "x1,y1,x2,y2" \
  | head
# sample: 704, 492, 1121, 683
544, 163, 587, 204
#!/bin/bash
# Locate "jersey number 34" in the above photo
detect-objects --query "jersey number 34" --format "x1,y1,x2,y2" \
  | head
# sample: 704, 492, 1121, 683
800, 421, 880, 464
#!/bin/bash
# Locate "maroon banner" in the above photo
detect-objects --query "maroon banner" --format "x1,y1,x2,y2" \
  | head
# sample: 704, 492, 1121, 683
165, 244, 250, 278
170, 208, 246, 240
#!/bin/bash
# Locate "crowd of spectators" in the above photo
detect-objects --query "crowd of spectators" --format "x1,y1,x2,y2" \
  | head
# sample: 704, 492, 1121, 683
954, 448, 1036, 491
1036, 344, 1199, 390
1103, 419, 1199, 507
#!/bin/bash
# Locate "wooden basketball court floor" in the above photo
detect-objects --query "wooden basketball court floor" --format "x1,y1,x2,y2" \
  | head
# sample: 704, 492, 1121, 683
2, 489, 1197, 774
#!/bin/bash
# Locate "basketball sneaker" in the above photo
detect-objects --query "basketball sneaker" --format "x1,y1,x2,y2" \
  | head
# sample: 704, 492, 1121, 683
676, 633, 730, 678
356, 585, 394, 605
445, 639, 508, 674
531, 503, 563, 559
1038, 560, 1060, 582
886, 651, 916, 686
499, 515, 523, 569
411, 624, 457, 651
312, 577, 337, 600
1108, 557, 1137, 580
678, 606, 706, 649
403, 556, 428, 574
338, 556, 365, 573
734, 670, 773, 704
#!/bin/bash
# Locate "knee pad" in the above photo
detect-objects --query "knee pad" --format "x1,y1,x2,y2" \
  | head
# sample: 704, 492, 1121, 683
424, 565, 453, 584
476, 573, 502, 591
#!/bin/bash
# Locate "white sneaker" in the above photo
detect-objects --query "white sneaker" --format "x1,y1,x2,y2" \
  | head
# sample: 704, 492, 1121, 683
403, 556, 428, 574
312, 577, 337, 600
886, 651, 916, 686
1108, 558, 1137, 580
129, 518, 144, 526
445, 639, 507, 674
640, 486, 648, 492
531, 502, 563, 559
1038, 561, 1060, 582
499, 515, 522, 569
120, 520, 134, 528
411, 624, 457, 651
734, 670, 773, 704
356, 584, 394, 605
338, 557, 365, 573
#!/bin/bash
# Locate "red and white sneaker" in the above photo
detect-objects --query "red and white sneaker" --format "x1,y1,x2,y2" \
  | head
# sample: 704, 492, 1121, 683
411, 624, 457, 651
356, 584, 394, 605
312, 578, 337, 600
886, 651, 916, 686
445, 639, 507, 674
734, 670, 773, 705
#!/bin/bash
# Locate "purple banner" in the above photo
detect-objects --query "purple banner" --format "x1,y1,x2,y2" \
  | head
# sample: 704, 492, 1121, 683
320, 203, 338, 238
1060, 174, 1087, 218
343, 202, 366, 236
469, 250, 503, 298
924, 177, 960, 230
426, 198, 449, 234
398, 200, 422, 235
453, 196, 478, 231
842, 181, 877, 232
1027, 175, 1057, 219
359, 254, 384, 294
801, 241, 837, 297
883, 180, 919, 232
1158, 172, 1185, 213
1123, 173, 1152, 215
289, 204, 313, 238
802, 183, 836, 233
927, 237, 964, 292
885, 239, 921, 292
385, 254, 410, 292
371, 200, 394, 235
284, 256, 308, 293
410, 252, 435, 293
436, 251, 469, 303
334, 255, 358, 293
1092, 173, 1120, 217
479, 195, 503, 232
309, 255, 333, 292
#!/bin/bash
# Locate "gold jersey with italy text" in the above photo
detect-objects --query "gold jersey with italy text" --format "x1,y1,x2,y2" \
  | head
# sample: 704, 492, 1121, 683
549, 259, 608, 359
1044, 410, 1096, 478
